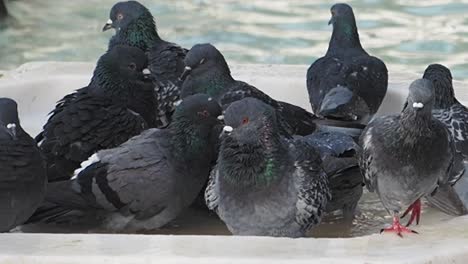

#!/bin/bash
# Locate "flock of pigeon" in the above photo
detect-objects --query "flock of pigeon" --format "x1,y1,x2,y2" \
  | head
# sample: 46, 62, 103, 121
1, 1, 468, 238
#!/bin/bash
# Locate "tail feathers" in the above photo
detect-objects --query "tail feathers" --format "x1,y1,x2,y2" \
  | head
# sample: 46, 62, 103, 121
25, 202, 75, 224
426, 184, 468, 216
277, 101, 318, 136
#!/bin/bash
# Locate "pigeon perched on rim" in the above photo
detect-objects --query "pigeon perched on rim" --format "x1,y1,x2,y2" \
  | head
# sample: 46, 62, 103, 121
0, 98, 46, 232
180, 43, 319, 136
420, 64, 468, 216
37, 45, 157, 182
307, 3, 387, 126
103, 1, 187, 127
30, 94, 222, 231
299, 130, 362, 220
205, 97, 330, 237
359, 79, 464, 237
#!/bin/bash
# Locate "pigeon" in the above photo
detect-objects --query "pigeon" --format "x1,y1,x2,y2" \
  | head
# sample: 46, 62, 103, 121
180, 43, 319, 136
420, 64, 468, 216
103, 1, 187, 127
359, 79, 464, 237
0, 0, 7, 20
205, 97, 330, 237
299, 130, 362, 220
307, 3, 387, 125
37, 45, 157, 182
0, 98, 47, 232
30, 94, 222, 231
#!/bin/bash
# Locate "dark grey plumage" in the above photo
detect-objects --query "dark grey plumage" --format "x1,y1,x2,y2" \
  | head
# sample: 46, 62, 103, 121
104, 1, 187, 127
307, 3, 387, 125
37, 45, 157, 182
180, 43, 319, 136
0, 98, 46, 232
299, 130, 362, 220
31, 94, 221, 231
359, 79, 464, 236
206, 98, 330, 237
420, 64, 468, 216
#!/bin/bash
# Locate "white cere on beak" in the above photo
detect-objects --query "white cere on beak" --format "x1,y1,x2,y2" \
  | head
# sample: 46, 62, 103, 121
412, 102, 424, 109
184, 66, 192, 71
6, 123, 16, 129
208, 97, 213, 101
142, 68, 151, 75
217, 115, 224, 121
106, 19, 113, 25
174, 100, 183, 107
223, 126, 233, 133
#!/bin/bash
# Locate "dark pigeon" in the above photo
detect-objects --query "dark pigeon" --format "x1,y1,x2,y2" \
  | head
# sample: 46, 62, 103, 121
30, 94, 222, 231
0, 98, 46, 232
0, 0, 7, 21
421, 64, 468, 216
307, 3, 387, 125
37, 45, 157, 182
103, 1, 187, 127
180, 43, 319, 136
206, 97, 330, 237
299, 130, 362, 220
359, 79, 464, 237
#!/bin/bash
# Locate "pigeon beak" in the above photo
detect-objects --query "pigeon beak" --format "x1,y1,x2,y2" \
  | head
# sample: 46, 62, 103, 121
328, 17, 335, 25
6, 123, 17, 140
412, 102, 424, 109
102, 19, 114, 32
142, 68, 151, 76
179, 66, 192, 81
223, 125, 233, 135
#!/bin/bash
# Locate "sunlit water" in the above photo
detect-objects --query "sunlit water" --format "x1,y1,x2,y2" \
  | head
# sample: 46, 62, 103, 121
1, 0, 468, 80
2, 0, 463, 237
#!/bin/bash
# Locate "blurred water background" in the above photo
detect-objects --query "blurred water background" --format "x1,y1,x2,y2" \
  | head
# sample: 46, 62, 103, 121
1, 0, 468, 79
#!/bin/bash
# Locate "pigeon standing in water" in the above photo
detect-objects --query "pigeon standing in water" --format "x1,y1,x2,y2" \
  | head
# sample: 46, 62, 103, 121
307, 3, 387, 125
0, 98, 46, 232
103, 1, 187, 127
421, 64, 468, 215
206, 97, 330, 237
359, 79, 464, 237
31, 94, 222, 231
180, 43, 319, 136
300, 131, 362, 220
37, 45, 157, 182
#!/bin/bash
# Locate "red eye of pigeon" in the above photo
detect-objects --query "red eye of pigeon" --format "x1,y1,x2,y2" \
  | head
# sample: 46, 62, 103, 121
117, 13, 124, 20
241, 117, 249, 125
198, 110, 210, 117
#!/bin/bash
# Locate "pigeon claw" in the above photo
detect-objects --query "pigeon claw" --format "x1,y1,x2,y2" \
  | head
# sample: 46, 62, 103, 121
401, 199, 421, 227
380, 216, 418, 238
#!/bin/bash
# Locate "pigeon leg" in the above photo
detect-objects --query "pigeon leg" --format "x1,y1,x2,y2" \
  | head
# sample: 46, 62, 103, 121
401, 199, 421, 227
380, 215, 418, 238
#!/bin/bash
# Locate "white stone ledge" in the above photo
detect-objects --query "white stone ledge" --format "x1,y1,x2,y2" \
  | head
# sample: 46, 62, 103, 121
1, 62, 468, 263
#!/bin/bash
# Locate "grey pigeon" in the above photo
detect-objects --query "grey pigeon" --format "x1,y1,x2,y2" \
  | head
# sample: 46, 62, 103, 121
299, 130, 362, 220
31, 94, 221, 232
37, 45, 157, 182
0, 98, 46, 232
359, 79, 464, 237
180, 43, 319, 136
420, 64, 468, 216
307, 3, 387, 125
206, 97, 330, 237
103, 1, 187, 127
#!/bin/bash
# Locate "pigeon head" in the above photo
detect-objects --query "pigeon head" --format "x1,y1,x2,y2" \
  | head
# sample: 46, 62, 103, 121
180, 43, 232, 97
406, 79, 435, 112
220, 98, 285, 187
423, 64, 456, 108
327, 3, 362, 52
93, 45, 151, 85
172, 94, 222, 128
318, 85, 370, 123
0, 98, 20, 140
103, 1, 158, 49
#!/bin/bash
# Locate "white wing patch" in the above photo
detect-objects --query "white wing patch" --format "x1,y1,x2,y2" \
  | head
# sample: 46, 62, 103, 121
72, 153, 100, 180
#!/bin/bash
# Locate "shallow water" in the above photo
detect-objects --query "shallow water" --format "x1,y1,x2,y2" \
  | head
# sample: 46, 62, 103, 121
1, 0, 468, 80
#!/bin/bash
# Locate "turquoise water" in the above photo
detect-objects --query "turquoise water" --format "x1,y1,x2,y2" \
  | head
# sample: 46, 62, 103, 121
1, 0, 468, 79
